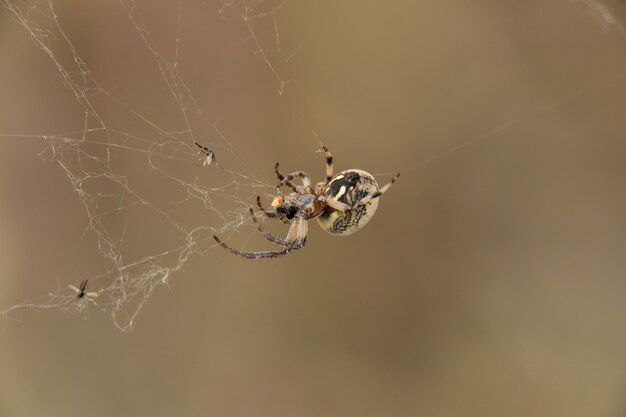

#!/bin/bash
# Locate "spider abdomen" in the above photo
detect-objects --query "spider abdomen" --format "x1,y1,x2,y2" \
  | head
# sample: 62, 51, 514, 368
317, 169, 380, 235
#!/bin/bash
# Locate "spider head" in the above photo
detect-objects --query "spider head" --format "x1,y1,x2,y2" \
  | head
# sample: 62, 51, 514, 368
271, 196, 299, 220
271, 196, 284, 208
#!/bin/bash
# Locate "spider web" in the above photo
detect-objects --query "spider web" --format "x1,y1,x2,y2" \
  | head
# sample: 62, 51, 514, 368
0, 0, 295, 331
1, 0, 625, 331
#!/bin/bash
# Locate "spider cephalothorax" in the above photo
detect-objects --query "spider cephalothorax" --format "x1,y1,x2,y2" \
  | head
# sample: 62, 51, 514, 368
212, 145, 399, 259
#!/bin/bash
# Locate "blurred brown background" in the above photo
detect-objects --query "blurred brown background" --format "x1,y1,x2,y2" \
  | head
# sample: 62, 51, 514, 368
1, 0, 626, 416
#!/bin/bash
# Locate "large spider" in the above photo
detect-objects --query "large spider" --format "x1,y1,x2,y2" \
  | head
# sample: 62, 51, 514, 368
212, 145, 399, 259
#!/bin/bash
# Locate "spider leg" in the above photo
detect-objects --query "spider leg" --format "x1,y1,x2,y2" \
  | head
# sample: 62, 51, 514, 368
318, 195, 351, 211
354, 172, 400, 206
321, 145, 333, 185
213, 235, 290, 259
286, 216, 308, 246
318, 172, 400, 211
279, 171, 312, 190
257, 196, 276, 218
213, 216, 308, 260
248, 208, 292, 245
213, 233, 306, 260
274, 163, 298, 192
256, 196, 289, 223
275, 164, 312, 191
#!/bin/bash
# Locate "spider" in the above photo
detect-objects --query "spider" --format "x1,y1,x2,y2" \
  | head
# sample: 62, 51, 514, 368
68, 279, 99, 301
213, 145, 399, 259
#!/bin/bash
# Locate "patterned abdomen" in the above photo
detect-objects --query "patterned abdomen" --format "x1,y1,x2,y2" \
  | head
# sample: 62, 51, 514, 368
317, 169, 380, 235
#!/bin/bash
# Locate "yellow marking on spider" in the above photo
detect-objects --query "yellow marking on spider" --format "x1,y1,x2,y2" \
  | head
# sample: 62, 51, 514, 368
271, 196, 284, 208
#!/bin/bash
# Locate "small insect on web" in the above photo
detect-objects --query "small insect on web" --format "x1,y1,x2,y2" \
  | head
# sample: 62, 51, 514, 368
68, 279, 99, 302
213, 145, 400, 259
195, 141, 217, 167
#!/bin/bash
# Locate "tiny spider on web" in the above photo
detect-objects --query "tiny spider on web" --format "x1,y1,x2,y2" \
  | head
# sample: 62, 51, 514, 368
213, 145, 399, 259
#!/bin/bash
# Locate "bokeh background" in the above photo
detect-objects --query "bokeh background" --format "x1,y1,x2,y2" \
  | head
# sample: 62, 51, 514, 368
1, 0, 626, 416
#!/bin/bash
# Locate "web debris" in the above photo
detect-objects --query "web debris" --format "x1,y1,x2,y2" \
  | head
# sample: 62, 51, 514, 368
218, 0, 296, 95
